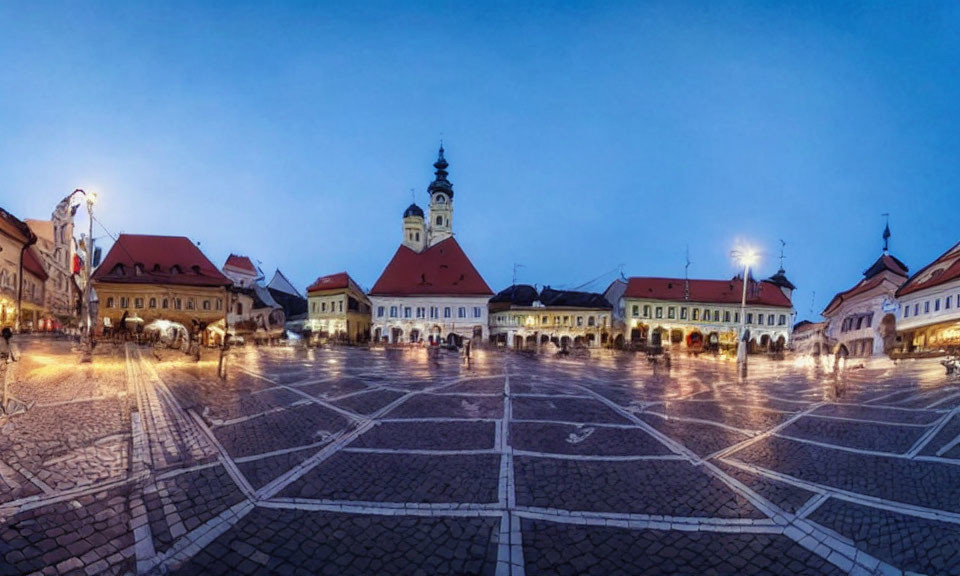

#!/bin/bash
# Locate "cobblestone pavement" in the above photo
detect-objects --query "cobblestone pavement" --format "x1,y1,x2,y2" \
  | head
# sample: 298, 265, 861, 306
3, 338, 960, 575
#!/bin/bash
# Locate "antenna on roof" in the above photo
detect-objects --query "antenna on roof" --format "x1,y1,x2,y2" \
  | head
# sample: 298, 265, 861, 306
684, 246, 691, 301
512, 263, 525, 285
779, 239, 786, 270
618, 264, 625, 280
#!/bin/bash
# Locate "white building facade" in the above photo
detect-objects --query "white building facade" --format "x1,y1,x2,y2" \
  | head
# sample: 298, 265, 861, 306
369, 146, 493, 346
895, 241, 960, 354
822, 229, 908, 358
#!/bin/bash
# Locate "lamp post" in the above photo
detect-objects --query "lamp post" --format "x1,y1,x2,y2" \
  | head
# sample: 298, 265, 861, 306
733, 248, 757, 370
68, 189, 97, 362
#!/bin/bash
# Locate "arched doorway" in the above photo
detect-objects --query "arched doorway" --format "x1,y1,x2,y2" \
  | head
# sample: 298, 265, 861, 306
525, 335, 538, 348
880, 314, 897, 353
513, 334, 524, 349
447, 333, 463, 348
573, 335, 586, 347
560, 335, 572, 349
670, 329, 683, 345
686, 331, 703, 349
391, 327, 403, 343
614, 334, 625, 349
759, 334, 771, 350
586, 333, 596, 347
473, 325, 484, 341
540, 334, 550, 345
409, 329, 421, 343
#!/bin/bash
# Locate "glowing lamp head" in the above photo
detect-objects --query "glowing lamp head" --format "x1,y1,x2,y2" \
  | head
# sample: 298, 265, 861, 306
734, 247, 758, 268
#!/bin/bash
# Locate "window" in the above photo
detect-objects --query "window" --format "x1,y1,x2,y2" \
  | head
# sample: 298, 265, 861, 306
312, 302, 317, 313
216, 298, 222, 311
758, 314, 764, 326
935, 299, 941, 312
474, 307, 482, 318
632, 305, 639, 317
576, 316, 584, 327
134, 297, 144, 309
186, 298, 195, 310
321, 302, 327, 312
692, 309, 700, 321
415, 232, 420, 241
734, 312, 739, 323
444, 307, 451, 318
416, 307, 425, 319
724, 311, 731, 323
377, 306, 385, 317
202, 300, 211, 311
430, 306, 439, 319
642, 305, 650, 318
667, 307, 675, 319
106, 297, 115, 308
714, 311, 720, 322
162, 298, 169, 310
404, 307, 412, 318
746, 313, 753, 324
865, 314, 873, 328
458, 307, 466, 318
588, 316, 596, 326
680, 307, 688, 320
914, 304, 919, 316
436, 216, 443, 226
339, 301, 343, 312
174, 298, 182, 310
120, 296, 129, 308
779, 315, 786, 326
655, 307, 663, 319
947, 296, 953, 310
389, 306, 397, 318
542, 315, 548, 324
904, 306, 910, 318
924, 301, 930, 314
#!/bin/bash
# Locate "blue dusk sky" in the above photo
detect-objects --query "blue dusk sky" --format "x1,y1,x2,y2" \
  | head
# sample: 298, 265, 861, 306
1, 1, 958, 321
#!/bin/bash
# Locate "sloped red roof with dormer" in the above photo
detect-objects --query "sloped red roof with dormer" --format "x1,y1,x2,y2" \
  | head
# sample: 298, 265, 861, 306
624, 277, 793, 308
369, 237, 493, 297
306, 271, 369, 296
897, 241, 960, 297
92, 234, 231, 287
224, 254, 258, 275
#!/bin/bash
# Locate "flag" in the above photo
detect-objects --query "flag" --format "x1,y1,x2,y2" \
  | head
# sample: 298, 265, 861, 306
73, 254, 83, 275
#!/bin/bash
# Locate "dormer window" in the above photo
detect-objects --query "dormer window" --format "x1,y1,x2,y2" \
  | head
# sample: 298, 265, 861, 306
152, 264, 162, 273
111, 263, 125, 276
191, 265, 201, 275
171, 265, 182, 275
134, 264, 144, 276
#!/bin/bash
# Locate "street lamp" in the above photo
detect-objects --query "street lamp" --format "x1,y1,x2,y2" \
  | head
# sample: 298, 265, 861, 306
732, 247, 758, 370
68, 189, 97, 362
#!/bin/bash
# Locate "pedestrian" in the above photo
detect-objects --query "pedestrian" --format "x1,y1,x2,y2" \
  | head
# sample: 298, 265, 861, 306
1, 327, 12, 361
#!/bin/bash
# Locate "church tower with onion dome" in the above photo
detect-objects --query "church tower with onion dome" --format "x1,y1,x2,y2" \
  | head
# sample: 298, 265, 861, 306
426, 144, 454, 247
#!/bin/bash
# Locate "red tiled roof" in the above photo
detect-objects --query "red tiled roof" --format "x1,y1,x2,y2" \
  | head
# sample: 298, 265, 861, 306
897, 241, 960, 297
307, 272, 354, 293
224, 254, 257, 274
822, 276, 887, 316
92, 234, 231, 287
23, 245, 48, 281
369, 238, 493, 297
623, 277, 793, 308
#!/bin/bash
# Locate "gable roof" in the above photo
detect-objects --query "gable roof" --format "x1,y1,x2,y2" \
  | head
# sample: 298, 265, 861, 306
306, 271, 362, 294
490, 284, 539, 306
897, 241, 960, 297
268, 269, 303, 298
268, 287, 308, 319
864, 253, 908, 279
91, 234, 231, 287
369, 237, 493, 297
822, 275, 893, 316
624, 277, 793, 308
224, 254, 258, 275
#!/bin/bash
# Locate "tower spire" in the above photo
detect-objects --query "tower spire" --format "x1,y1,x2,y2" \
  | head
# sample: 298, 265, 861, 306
428, 143, 453, 197
882, 213, 891, 254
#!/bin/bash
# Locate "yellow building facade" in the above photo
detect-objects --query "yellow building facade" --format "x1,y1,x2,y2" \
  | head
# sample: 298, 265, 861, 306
306, 272, 371, 344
